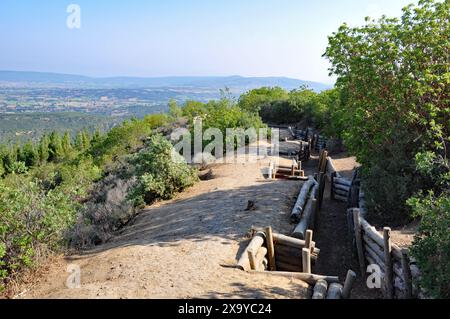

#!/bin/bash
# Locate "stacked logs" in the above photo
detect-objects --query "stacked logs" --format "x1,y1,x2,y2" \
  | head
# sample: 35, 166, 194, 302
272, 160, 307, 180
312, 270, 357, 299
349, 208, 420, 299
290, 177, 319, 239
327, 156, 352, 203
312, 134, 328, 152
273, 232, 320, 272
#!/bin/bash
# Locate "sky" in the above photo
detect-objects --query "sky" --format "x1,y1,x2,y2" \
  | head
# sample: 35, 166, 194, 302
0, 0, 415, 84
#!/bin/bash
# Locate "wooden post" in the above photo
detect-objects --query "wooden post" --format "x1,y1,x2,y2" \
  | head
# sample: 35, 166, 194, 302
383, 227, 394, 299
330, 171, 337, 201
305, 230, 313, 252
298, 161, 302, 171
346, 209, 355, 245
302, 248, 311, 274
353, 209, 366, 276
247, 249, 257, 271
265, 227, 276, 271
318, 172, 326, 211
342, 270, 357, 299
401, 249, 413, 299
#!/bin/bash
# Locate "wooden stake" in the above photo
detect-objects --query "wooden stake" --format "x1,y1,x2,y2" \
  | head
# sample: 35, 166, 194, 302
342, 270, 357, 299
247, 249, 257, 271
383, 227, 394, 299
353, 209, 366, 276
302, 248, 311, 274
305, 230, 313, 252
265, 227, 276, 271
400, 249, 413, 299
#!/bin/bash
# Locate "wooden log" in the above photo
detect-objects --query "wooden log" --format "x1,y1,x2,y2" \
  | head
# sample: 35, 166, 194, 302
292, 197, 315, 240
248, 271, 339, 285
305, 230, 313, 251
383, 227, 394, 299
334, 177, 352, 187
272, 233, 320, 255
312, 280, 328, 299
365, 242, 385, 268
236, 232, 266, 271
265, 227, 276, 271
290, 177, 317, 223
334, 194, 348, 202
276, 167, 303, 175
327, 283, 343, 299
400, 249, 413, 299
346, 209, 355, 245
353, 209, 366, 276
248, 249, 257, 271
363, 234, 385, 259
392, 244, 403, 261
334, 188, 349, 197
276, 260, 301, 273
318, 172, 326, 211
330, 171, 337, 200
334, 183, 350, 193
320, 151, 329, 173
302, 248, 311, 274
360, 218, 384, 247
342, 270, 357, 299
275, 244, 319, 261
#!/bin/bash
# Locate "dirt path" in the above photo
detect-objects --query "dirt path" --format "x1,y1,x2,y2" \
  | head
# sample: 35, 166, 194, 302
305, 155, 381, 299
19, 150, 312, 299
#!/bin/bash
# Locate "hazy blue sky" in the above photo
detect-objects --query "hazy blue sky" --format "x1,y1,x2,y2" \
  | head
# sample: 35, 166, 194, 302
0, 0, 414, 84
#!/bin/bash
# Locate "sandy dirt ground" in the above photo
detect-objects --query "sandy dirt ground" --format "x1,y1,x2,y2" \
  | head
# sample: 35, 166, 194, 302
13, 140, 415, 299
18, 147, 312, 299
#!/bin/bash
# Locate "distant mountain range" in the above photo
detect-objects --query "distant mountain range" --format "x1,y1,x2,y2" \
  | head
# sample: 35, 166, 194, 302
0, 71, 332, 92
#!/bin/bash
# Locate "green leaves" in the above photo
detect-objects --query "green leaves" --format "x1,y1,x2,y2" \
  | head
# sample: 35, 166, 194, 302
324, 0, 449, 221
128, 135, 198, 206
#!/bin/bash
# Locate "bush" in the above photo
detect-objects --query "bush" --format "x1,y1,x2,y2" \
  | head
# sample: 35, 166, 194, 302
407, 151, 449, 298
128, 135, 198, 206
409, 193, 450, 299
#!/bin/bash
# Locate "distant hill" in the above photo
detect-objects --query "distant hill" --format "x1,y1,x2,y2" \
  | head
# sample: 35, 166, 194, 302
0, 71, 332, 92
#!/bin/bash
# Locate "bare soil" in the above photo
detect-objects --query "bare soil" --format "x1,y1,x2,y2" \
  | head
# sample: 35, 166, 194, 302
14, 141, 413, 299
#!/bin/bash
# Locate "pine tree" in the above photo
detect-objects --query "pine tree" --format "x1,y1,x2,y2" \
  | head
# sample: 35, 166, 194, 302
49, 131, 64, 162
21, 141, 39, 167
62, 132, 73, 155
38, 134, 50, 163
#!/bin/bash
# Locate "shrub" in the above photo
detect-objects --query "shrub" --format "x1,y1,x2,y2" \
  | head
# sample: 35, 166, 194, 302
408, 151, 449, 298
128, 135, 198, 206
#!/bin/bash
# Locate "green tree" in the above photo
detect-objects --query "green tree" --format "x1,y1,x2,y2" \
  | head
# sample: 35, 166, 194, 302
324, 0, 449, 222
38, 134, 50, 163
48, 131, 64, 162
238, 87, 289, 114
62, 132, 73, 155
168, 99, 183, 119
20, 141, 39, 167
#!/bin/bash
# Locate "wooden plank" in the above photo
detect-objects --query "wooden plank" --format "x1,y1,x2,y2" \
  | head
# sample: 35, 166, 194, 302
248, 271, 339, 285
353, 209, 366, 276
265, 227, 276, 271
383, 227, 394, 299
